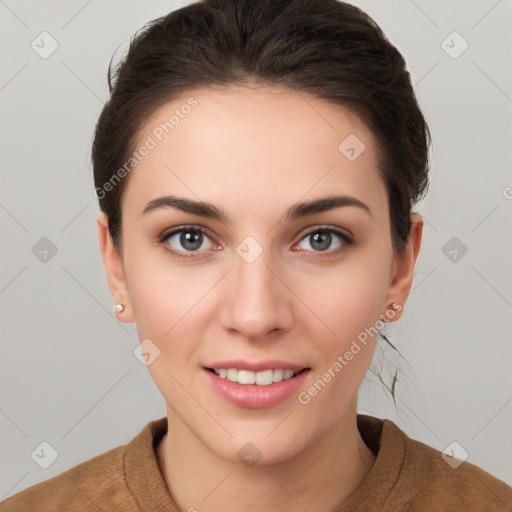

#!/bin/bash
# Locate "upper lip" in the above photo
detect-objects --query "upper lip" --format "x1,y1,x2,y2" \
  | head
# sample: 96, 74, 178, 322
204, 360, 309, 372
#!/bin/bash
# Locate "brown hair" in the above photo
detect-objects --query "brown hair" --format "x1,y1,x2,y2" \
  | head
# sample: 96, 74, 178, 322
92, 0, 430, 252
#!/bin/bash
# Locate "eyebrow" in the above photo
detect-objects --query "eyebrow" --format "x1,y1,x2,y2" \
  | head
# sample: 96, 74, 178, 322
142, 194, 371, 221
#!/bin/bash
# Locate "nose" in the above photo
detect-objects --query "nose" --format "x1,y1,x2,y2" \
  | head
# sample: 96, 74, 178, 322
218, 249, 294, 341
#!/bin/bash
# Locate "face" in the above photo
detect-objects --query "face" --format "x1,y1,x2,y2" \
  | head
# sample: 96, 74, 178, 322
98, 85, 421, 465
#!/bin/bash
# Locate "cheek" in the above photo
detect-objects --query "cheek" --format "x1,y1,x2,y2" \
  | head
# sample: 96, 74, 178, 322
294, 266, 385, 424
123, 243, 214, 339
124, 256, 210, 400
301, 282, 381, 392
293, 257, 391, 343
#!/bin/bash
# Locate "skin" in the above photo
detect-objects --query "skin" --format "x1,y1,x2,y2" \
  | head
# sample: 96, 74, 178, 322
97, 85, 422, 512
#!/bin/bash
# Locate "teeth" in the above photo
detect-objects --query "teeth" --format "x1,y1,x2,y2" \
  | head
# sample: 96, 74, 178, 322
238, 370, 255, 385
273, 369, 284, 382
213, 368, 301, 385
283, 369, 294, 379
255, 369, 273, 385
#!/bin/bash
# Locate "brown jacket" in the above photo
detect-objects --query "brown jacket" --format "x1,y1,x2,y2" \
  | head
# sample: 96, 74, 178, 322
2, 415, 511, 511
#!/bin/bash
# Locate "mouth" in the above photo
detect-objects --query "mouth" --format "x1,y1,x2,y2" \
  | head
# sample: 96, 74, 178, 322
202, 360, 311, 408
205, 367, 309, 386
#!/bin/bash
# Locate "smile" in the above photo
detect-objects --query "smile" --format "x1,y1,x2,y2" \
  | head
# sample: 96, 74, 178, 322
204, 365, 311, 409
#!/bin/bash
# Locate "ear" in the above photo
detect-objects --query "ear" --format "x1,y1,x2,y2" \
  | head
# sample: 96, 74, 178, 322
97, 212, 134, 323
382, 213, 423, 322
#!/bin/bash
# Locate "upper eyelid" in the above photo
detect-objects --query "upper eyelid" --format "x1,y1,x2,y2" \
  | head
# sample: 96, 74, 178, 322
160, 224, 215, 241
296, 225, 352, 240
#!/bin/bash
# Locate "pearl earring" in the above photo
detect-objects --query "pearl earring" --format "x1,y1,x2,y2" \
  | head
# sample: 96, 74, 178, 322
114, 303, 125, 314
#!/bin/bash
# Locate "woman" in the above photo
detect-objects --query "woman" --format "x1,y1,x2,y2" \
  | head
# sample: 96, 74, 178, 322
2, 0, 511, 510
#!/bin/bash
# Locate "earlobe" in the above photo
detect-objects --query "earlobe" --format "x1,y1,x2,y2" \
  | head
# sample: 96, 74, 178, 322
97, 212, 134, 323
382, 213, 423, 322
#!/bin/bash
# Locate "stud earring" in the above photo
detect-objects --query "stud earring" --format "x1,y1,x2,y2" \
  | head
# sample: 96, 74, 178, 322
390, 301, 401, 311
114, 303, 125, 314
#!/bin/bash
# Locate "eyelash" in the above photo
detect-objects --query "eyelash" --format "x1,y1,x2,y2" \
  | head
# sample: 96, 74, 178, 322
157, 225, 353, 260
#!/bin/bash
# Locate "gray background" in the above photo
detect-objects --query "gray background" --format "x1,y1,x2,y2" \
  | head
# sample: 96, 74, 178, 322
1, 0, 511, 500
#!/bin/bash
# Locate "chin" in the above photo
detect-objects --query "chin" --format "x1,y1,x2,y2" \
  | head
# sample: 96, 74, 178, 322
198, 415, 326, 468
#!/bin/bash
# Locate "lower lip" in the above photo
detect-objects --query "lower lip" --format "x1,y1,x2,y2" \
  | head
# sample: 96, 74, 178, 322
204, 368, 310, 409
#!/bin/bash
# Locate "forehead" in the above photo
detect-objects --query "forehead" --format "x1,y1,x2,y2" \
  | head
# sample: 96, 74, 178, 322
122, 85, 386, 218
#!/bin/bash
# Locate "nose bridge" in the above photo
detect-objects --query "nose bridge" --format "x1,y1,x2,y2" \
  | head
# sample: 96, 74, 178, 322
220, 245, 292, 339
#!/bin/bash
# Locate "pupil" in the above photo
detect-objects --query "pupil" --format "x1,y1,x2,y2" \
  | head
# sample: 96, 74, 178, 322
181, 230, 202, 250
311, 231, 331, 251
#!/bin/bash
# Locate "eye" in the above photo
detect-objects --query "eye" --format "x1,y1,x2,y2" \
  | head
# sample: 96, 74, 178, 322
159, 226, 218, 257
294, 227, 352, 254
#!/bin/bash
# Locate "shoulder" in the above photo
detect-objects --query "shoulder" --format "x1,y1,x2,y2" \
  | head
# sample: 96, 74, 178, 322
354, 415, 512, 511
387, 421, 512, 511
0, 444, 139, 512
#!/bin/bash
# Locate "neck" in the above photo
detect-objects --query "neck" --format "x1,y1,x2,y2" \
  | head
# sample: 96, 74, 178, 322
156, 402, 375, 512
